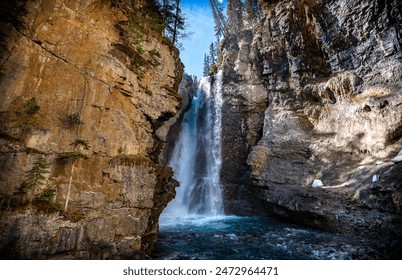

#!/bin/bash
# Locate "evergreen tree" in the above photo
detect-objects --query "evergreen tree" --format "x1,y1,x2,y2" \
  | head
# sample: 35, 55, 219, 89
171, 0, 183, 45
203, 53, 211, 77
190, 75, 199, 94
209, 42, 216, 65
21, 155, 50, 193
159, 0, 172, 19
209, 0, 228, 38
214, 38, 220, 59
157, 0, 188, 46
227, 0, 244, 34
159, 0, 175, 32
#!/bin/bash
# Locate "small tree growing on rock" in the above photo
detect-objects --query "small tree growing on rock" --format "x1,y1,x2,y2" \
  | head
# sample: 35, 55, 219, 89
21, 155, 50, 194
23, 97, 40, 115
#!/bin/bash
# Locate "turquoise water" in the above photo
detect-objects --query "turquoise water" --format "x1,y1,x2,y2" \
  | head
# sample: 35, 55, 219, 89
154, 215, 369, 260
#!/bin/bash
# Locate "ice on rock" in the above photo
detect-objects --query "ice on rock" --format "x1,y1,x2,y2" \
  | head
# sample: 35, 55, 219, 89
312, 179, 324, 188
391, 149, 402, 163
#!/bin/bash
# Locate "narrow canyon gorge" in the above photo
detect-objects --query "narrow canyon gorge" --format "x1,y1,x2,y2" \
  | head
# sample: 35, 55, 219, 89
0, 0, 401, 259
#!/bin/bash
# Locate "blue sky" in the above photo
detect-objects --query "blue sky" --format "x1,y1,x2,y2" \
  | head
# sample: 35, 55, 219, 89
180, 0, 221, 78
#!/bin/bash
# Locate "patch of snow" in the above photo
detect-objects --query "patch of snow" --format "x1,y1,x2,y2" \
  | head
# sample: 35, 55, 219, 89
312, 179, 324, 188
391, 150, 402, 163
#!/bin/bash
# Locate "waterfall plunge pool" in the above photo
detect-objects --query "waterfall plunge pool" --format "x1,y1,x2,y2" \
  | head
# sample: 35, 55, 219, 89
153, 215, 372, 260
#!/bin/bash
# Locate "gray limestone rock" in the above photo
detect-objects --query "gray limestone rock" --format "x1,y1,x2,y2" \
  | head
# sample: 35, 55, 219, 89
218, 0, 402, 257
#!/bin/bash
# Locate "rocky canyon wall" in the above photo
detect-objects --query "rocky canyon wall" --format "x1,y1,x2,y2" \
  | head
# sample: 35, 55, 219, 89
219, 0, 402, 257
0, 0, 182, 259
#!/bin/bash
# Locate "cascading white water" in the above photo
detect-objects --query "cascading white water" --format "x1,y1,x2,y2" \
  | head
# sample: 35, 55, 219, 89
161, 71, 224, 220
155, 72, 368, 260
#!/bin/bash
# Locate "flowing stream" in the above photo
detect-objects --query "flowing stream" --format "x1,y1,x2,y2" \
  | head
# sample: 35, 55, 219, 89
156, 72, 369, 260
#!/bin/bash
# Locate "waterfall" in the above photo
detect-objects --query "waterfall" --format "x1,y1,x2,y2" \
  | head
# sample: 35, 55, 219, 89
161, 71, 224, 220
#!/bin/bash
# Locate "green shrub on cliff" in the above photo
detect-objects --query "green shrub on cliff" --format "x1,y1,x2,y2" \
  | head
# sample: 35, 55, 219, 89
67, 112, 83, 126
23, 97, 40, 115
57, 151, 88, 161
57, 139, 91, 161
70, 139, 91, 150
13, 97, 40, 130
39, 188, 56, 201
35, 187, 62, 213
20, 155, 50, 193
130, 1, 164, 40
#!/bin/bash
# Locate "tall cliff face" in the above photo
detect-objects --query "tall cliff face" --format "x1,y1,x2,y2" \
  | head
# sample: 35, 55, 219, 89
0, 0, 182, 259
220, 0, 402, 255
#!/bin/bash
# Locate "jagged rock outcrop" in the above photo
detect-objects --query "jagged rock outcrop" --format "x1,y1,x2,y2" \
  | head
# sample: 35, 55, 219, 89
0, 0, 182, 259
219, 0, 402, 257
